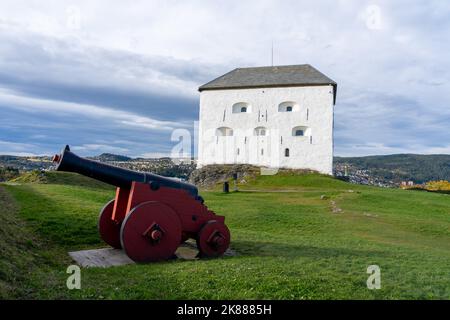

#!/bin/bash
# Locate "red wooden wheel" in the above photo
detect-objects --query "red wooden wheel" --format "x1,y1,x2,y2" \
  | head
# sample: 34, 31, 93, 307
98, 199, 122, 249
197, 221, 230, 258
120, 201, 182, 263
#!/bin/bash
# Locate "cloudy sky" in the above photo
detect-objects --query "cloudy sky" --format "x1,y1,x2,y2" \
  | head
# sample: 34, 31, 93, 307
0, 0, 449, 157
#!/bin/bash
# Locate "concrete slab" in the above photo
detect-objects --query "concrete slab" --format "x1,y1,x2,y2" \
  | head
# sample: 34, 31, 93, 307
69, 240, 235, 268
69, 248, 134, 268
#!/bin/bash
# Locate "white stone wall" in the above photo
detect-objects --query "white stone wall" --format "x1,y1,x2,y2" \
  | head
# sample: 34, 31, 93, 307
197, 85, 335, 175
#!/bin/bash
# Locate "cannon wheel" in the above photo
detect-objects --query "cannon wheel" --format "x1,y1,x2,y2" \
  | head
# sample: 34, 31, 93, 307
98, 199, 122, 249
197, 220, 230, 258
120, 201, 182, 263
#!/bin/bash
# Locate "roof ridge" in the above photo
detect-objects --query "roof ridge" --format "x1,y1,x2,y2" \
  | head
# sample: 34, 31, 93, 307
235, 64, 311, 70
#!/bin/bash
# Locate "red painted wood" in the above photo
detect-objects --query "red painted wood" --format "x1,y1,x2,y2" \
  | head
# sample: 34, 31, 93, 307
197, 220, 231, 257
120, 201, 182, 262
112, 187, 130, 223
98, 199, 122, 249
125, 182, 225, 235
104, 181, 230, 261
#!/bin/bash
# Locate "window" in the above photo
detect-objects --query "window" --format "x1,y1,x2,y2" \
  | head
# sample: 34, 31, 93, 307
285, 148, 290, 157
237, 148, 240, 155
292, 126, 310, 137
232, 102, 251, 113
261, 149, 264, 156
216, 127, 233, 136
254, 126, 267, 136
278, 101, 299, 112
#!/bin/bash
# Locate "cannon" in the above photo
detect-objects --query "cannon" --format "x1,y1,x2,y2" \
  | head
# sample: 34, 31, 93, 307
52, 145, 230, 263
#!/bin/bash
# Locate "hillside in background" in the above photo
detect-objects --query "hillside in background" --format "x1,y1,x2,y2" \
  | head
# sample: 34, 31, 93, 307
0, 154, 195, 181
334, 154, 450, 186
90, 153, 132, 162
0, 153, 449, 186
0, 155, 52, 172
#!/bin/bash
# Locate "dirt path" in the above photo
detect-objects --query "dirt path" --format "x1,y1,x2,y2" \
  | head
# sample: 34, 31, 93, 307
0, 185, 18, 215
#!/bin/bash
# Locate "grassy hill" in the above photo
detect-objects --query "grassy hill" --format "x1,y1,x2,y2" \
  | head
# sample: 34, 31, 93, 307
0, 171, 449, 299
10, 170, 112, 189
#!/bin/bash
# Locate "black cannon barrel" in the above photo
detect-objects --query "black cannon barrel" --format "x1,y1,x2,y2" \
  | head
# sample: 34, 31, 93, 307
52, 145, 198, 198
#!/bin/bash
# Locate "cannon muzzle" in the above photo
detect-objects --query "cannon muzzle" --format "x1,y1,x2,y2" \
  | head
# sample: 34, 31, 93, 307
52, 145, 198, 198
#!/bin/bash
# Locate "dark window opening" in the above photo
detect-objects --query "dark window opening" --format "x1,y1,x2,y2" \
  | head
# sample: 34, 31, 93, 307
241, 107, 247, 113
286, 106, 293, 112
295, 130, 304, 136
261, 149, 264, 156
285, 148, 290, 157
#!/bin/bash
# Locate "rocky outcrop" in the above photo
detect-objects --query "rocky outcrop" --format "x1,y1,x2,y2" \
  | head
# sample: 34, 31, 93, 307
188, 164, 260, 188
188, 165, 320, 188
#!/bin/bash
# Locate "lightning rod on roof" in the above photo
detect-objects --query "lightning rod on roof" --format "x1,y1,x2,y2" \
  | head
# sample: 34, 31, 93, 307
271, 40, 274, 66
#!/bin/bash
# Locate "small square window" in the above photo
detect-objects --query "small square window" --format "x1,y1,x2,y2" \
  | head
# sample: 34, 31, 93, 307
295, 130, 304, 136
241, 107, 247, 113
286, 106, 293, 112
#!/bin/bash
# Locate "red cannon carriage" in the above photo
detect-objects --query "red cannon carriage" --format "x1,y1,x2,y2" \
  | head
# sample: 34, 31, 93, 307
52, 145, 230, 263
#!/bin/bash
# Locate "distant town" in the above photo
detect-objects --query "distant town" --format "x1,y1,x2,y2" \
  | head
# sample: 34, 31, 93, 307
0, 153, 449, 189
0, 153, 196, 182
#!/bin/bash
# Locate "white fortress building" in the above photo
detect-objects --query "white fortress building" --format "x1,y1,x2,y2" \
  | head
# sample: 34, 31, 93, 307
197, 64, 337, 175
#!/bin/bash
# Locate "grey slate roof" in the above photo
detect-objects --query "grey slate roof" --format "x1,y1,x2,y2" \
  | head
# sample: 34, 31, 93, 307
199, 64, 337, 104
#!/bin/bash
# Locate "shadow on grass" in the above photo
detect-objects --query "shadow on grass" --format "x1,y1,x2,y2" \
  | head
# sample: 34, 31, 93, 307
231, 240, 390, 260
405, 187, 450, 195
5, 184, 103, 249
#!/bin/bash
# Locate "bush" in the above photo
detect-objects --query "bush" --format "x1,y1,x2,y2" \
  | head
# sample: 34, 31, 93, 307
425, 180, 450, 191
0, 167, 20, 182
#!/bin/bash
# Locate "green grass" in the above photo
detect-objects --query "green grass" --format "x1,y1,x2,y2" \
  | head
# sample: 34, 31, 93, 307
1, 171, 449, 299
11, 170, 111, 189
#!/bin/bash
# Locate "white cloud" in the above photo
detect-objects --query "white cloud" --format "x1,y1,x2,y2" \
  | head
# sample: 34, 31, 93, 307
0, 140, 46, 156
0, 0, 449, 156
421, 146, 450, 155
139, 152, 172, 158
71, 144, 129, 154
0, 88, 187, 131
337, 142, 450, 157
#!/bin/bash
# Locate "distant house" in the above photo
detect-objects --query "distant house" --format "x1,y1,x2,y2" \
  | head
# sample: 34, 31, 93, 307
401, 181, 415, 187
197, 64, 337, 175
